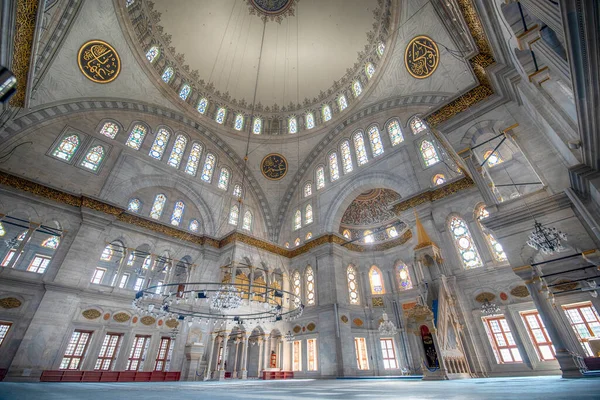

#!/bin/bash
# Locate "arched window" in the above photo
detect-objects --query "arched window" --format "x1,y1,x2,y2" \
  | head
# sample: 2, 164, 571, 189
340, 140, 353, 174
387, 226, 398, 238
0, 223, 4, 237
284, 242, 290, 249
128, 198, 141, 213
215, 107, 227, 124
433, 173, 446, 186
142, 256, 152, 270
80, 145, 105, 171
292, 270, 301, 308
476, 204, 507, 262
305, 204, 313, 225
229, 204, 239, 225
347, 265, 360, 304
242, 210, 252, 231
306, 112, 315, 129
316, 166, 325, 190
52, 134, 80, 161
386, 119, 403, 146
352, 80, 362, 97
252, 117, 262, 134
146, 46, 160, 63
126, 253, 134, 266
197, 98, 208, 114
42, 236, 60, 249
100, 122, 119, 139
365, 62, 375, 79
449, 215, 483, 269
125, 124, 147, 150
419, 139, 440, 167
410, 117, 426, 134
149, 128, 170, 160
305, 232, 312, 240
322, 105, 332, 122
201, 153, 216, 182
100, 246, 113, 261
343, 229, 351, 239
185, 142, 203, 176
234, 114, 244, 131
150, 194, 167, 220
294, 210, 302, 230
369, 266, 385, 294
170, 201, 185, 226
167, 134, 187, 168
377, 42, 385, 56
294, 237, 301, 246
178, 84, 191, 100
483, 150, 503, 167
189, 219, 199, 232
161, 66, 174, 83
364, 230, 374, 243
305, 266, 315, 306
288, 116, 298, 134
338, 95, 348, 111
218, 167, 230, 190
352, 131, 369, 165
304, 183, 312, 197
233, 184, 243, 199
368, 125, 384, 157
329, 152, 340, 181
396, 262, 413, 290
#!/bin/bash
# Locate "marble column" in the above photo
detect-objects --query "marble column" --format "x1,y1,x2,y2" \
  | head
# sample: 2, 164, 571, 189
216, 332, 230, 380
241, 333, 249, 379
263, 335, 271, 370
204, 334, 217, 380
257, 336, 264, 376
233, 337, 240, 378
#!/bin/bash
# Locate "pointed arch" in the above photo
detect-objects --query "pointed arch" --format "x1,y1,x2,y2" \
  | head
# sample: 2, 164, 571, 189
316, 166, 326, 190
304, 182, 312, 197
185, 142, 203, 176
329, 152, 340, 181
170, 200, 185, 226
218, 167, 231, 190
80, 145, 106, 171
149, 128, 171, 160
347, 265, 360, 304
127, 198, 141, 213
449, 214, 483, 269
52, 133, 80, 162
410, 116, 427, 134
242, 210, 252, 231
167, 134, 188, 168
395, 261, 413, 290
386, 118, 403, 146
475, 204, 507, 262
197, 98, 209, 114
419, 138, 440, 167
125, 124, 148, 150
161, 66, 174, 83
234, 114, 244, 131
340, 140, 353, 174
306, 112, 315, 129
322, 105, 332, 122
338, 95, 348, 111
367, 125, 384, 157
305, 204, 313, 225
305, 266, 316, 306
292, 270, 302, 308
229, 204, 239, 226
99, 121, 120, 139
352, 131, 368, 166
201, 153, 216, 182
369, 265, 385, 294
150, 194, 167, 220
146, 45, 160, 63
293, 210, 302, 230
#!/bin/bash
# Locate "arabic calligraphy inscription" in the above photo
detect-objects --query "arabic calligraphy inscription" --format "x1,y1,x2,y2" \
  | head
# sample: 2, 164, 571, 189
261, 153, 288, 180
78, 40, 121, 83
405, 36, 439, 79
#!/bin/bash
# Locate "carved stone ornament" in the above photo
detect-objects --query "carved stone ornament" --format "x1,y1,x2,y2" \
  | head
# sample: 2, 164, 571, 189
82, 309, 102, 320
165, 319, 179, 329
372, 297, 384, 307
113, 312, 131, 323
353, 318, 364, 327
293, 325, 302, 334
554, 280, 579, 292
0, 297, 22, 309
405, 304, 434, 323
140, 316, 156, 326
510, 285, 530, 298
340, 315, 349, 324
306, 322, 316, 332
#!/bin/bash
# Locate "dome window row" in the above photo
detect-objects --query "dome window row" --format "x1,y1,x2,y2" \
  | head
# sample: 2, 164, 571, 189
127, 194, 201, 233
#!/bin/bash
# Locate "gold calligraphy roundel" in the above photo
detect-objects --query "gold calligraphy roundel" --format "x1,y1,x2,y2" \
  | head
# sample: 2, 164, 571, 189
261, 153, 288, 180
78, 40, 121, 84
404, 35, 439, 79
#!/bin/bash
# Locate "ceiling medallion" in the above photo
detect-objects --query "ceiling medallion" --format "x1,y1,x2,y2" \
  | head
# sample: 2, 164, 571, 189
404, 35, 439, 79
247, 0, 298, 23
77, 40, 121, 84
261, 153, 288, 180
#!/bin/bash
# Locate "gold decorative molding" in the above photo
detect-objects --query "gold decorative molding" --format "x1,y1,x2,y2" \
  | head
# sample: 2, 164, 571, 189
405, 304, 433, 323
140, 316, 156, 326
9, 0, 39, 107
340, 315, 349, 324
306, 322, 316, 332
392, 176, 475, 215
165, 318, 179, 329
475, 292, 495, 303
82, 309, 102, 320
113, 312, 131, 323
510, 285, 530, 298
293, 325, 302, 333
0, 297, 22, 309
352, 318, 364, 327
372, 297, 384, 307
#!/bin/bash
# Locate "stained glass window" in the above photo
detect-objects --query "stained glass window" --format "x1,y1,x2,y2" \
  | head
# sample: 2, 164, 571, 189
343, 229, 351, 239
377, 42, 385, 57
126, 124, 147, 150
340, 140, 353, 174
128, 198, 141, 213
305, 266, 315, 306
229, 204, 239, 226
288, 117, 298, 134
433, 174, 446, 186
476, 204, 507, 262
368, 125, 384, 157
215, 107, 226, 124
420, 139, 440, 167
306, 113, 315, 129
410, 117, 426, 134
233, 184, 242, 199
218, 168, 230, 190
201, 153, 216, 182
252, 117, 262, 134
52, 134, 80, 161
285, 242, 290, 249
100, 122, 119, 139
369, 266, 385, 294
365, 62, 375, 79
364, 230, 374, 244
126, 0, 135, 7
386, 119, 403, 146
149, 129, 170, 160
179, 84, 191, 101
352, 80, 362, 97
170, 201, 185, 226
100, 246, 112, 261
142, 256, 152, 270
185, 142, 203, 176
316, 166, 325, 190
197, 98, 208, 114
42, 236, 60, 249
294, 238, 301, 247
322, 105, 332, 122
329, 152, 340, 181
483, 150, 503, 167
242, 211, 252, 231
292, 270, 301, 308
189, 219, 199, 232
305, 204, 313, 225
150, 194, 167, 220
80, 145, 105, 171
353, 132, 369, 166
234, 114, 244, 131
387, 226, 398, 238
161, 67, 174, 83
0, 223, 4, 237
338, 95, 348, 111
167, 135, 187, 168
146, 46, 160, 63
347, 265, 360, 304
396, 262, 413, 290
449, 215, 482, 269
305, 232, 312, 240
294, 210, 302, 230
304, 182, 312, 197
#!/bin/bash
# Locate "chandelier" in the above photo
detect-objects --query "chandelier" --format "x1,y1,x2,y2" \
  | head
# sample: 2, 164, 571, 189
210, 285, 243, 310
284, 330, 295, 342
480, 299, 501, 316
378, 312, 398, 336
526, 221, 567, 255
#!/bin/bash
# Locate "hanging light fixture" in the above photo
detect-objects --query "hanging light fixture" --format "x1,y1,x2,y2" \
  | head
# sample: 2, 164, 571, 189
378, 312, 398, 336
210, 284, 243, 310
284, 330, 295, 342
480, 299, 501, 316
526, 221, 567, 255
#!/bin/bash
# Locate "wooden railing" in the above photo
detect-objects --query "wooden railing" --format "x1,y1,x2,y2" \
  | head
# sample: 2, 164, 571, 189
261, 371, 293, 380
40, 370, 180, 382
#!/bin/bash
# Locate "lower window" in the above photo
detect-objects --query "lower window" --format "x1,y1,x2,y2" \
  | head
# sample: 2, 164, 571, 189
520, 310, 555, 361
0, 321, 12, 347
307, 338, 318, 371
562, 302, 600, 356
154, 337, 173, 372
380, 338, 398, 369
60, 330, 93, 370
127, 335, 151, 371
292, 340, 302, 371
354, 337, 370, 370
95, 333, 123, 370
27, 255, 51, 274
482, 316, 523, 364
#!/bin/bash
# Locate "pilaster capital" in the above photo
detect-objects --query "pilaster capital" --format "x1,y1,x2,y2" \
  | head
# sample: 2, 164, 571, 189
512, 264, 535, 281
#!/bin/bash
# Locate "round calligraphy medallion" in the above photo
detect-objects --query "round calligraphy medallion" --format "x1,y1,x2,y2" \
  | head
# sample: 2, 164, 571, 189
261, 153, 288, 180
404, 35, 439, 79
77, 40, 121, 84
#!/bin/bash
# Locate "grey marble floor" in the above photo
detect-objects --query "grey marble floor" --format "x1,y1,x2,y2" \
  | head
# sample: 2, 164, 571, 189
1, 376, 600, 400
